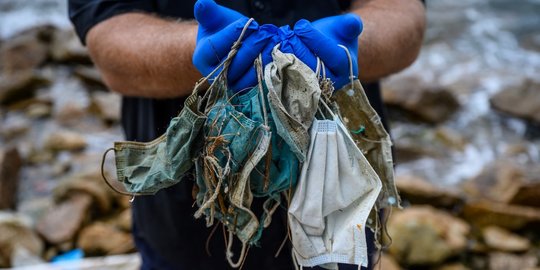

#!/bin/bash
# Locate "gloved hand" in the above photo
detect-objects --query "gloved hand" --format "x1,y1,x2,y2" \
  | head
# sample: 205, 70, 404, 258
278, 25, 319, 71
193, 0, 276, 91
293, 14, 363, 89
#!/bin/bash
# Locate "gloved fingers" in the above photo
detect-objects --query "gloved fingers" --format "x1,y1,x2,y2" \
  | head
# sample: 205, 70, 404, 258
336, 14, 363, 42
228, 65, 257, 93
193, 17, 256, 75
290, 36, 319, 71
194, 0, 246, 36
279, 34, 318, 71
227, 33, 280, 92
227, 29, 277, 83
311, 14, 363, 44
294, 19, 348, 72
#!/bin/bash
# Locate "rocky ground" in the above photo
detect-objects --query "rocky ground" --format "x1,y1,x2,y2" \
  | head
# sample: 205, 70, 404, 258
0, 25, 132, 268
0, 23, 539, 269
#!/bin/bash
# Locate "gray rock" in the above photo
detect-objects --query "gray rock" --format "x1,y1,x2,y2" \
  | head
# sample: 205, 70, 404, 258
0, 113, 30, 140
49, 28, 89, 63
0, 71, 51, 105
388, 206, 470, 265
16, 197, 53, 227
482, 226, 530, 252
0, 147, 22, 210
114, 208, 132, 232
77, 222, 135, 256
510, 182, 540, 208
489, 252, 537, 270
74, 66, 105, 88
382, 76, 461, 123
43, 130, 87, 152
463, 160, 540, 205
53, 171, 114, 214
50, 78, 90, 125
36, 194, 93, 244
490, 80, 540, 124
463, 201, 540, 230
0, 25, 54, 74
91, 91, 121, 123
395, 174, 464, 207
394, 141, 441, 162
10, 245, 45, 268
26, 102, 52, 119
0, 212, 44, 268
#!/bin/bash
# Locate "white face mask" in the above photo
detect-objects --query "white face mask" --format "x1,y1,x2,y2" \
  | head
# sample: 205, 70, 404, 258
288, 118, 382, 269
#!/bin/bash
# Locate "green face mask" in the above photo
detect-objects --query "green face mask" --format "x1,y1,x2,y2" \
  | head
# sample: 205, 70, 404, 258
106, 93, 206, 195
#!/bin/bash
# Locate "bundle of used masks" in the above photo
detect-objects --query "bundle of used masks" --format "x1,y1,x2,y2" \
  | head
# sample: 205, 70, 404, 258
102, 19, 400, 269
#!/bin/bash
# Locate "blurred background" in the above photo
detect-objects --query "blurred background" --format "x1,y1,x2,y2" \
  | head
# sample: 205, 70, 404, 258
0, 0, 538, 269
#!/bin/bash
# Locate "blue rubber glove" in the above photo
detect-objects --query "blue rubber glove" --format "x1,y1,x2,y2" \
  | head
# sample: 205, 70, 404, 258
293, 14, 363, 89
193, 0, 276, 91
278, 25, 319, 71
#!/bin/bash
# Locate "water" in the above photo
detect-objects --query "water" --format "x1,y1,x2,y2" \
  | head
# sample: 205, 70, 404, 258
1, 0, 539, 188
391, 0, 540, 186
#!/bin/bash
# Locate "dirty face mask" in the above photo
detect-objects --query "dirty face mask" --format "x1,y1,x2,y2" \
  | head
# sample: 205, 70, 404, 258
332, 79, 398, 211
287, 47, 386, 269
327, 46, 399, 249
264, 45, 321, 162
192, 53, 275, 267
288, 116, 382, 269
229, 76, 300, 199
194, 82, 271, 224
102, 86, 206, 195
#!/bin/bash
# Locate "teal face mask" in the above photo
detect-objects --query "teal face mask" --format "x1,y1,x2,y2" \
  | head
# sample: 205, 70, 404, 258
229, 81, 300, 198
193, 81, 272, 248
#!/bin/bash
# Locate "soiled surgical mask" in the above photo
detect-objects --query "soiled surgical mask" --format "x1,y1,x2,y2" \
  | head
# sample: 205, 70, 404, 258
288, 118, 382, 269
265, 46, 321, 162
111, 96, 206, 195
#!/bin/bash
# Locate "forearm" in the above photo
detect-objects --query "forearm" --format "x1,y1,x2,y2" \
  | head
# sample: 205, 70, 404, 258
86, 13, 200, 98
350, 0, 425, 82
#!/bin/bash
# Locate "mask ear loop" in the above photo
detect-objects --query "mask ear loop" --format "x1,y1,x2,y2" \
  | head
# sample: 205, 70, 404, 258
321, 61, 327, 81
315, 57, 321, 79
316, 59, 337, 120
337, 44, 355, 92
100, 148, 154, 201
315, 57, 326, 119
317, 44, 356, 120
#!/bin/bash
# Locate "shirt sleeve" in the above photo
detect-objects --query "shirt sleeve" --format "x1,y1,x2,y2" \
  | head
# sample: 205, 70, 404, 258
68, 0, 155, 45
